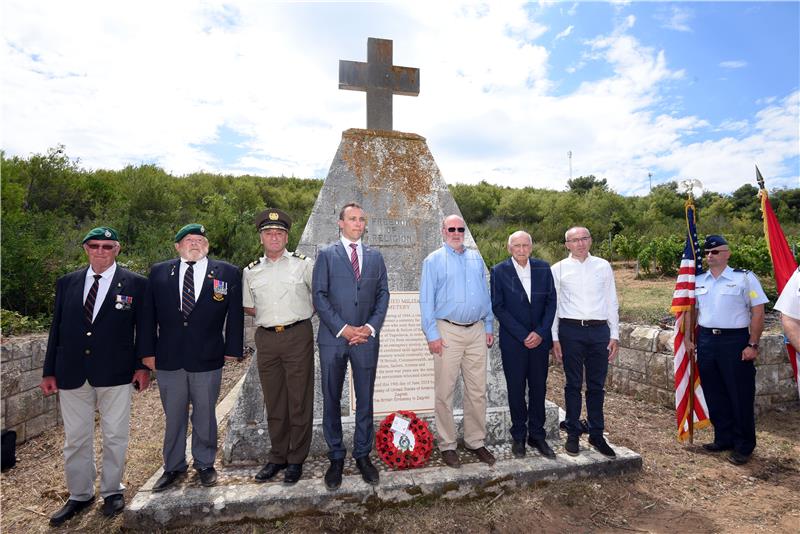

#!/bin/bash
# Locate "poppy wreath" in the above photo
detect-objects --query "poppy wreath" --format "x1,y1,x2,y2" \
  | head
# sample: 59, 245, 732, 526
375, 410, 434, 470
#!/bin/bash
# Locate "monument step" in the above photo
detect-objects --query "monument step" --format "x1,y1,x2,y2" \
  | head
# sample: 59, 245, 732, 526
125, 439, 641, 530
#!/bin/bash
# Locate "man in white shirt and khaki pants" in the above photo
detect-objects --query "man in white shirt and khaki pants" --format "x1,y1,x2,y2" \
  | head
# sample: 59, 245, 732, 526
551, 226, 619, 458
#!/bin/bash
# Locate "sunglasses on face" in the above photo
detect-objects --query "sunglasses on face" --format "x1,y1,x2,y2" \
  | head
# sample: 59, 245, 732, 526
705, 249, 728, 256
86, 244, 116, 251
447, 227, 466, 233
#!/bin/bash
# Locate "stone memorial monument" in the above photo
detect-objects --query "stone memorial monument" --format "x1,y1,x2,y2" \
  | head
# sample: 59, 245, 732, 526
223, 38, 557, 465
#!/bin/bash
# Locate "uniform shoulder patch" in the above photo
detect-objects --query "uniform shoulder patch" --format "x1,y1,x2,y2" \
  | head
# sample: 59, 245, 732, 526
245, 258, 261, 270
733, 268, 750, 273
292, 251, 308, 260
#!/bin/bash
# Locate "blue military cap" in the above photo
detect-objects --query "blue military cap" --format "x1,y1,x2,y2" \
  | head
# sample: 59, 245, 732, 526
703, 234, 729, 249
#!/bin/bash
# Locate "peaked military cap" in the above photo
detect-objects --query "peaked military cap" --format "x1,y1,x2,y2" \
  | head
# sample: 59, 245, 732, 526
175, 223, 206, 243
255, 208, 291, 232
703, 234, 729, 250
82, 226, 119, 244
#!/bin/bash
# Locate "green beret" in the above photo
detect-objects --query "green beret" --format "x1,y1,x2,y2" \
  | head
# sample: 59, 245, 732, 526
82, 226, 119, 244
175, 223, 207, 243
255, 208, 291, 232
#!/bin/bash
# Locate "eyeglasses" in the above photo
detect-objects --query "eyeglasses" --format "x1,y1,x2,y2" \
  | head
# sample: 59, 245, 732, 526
705, 249, 728, 256
447, 227, 466, 233
566, 236, 591, 243
86, 244, 116, 251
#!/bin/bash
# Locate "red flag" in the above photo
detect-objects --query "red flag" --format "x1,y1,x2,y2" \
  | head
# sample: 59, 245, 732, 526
757, 165, 799, 393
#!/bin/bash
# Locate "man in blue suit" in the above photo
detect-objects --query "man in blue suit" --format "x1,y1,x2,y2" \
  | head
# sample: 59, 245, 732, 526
312, 202, 389, 490
141, 224, 243, 492
40, 226, 150, 525
491, 231, 557, 459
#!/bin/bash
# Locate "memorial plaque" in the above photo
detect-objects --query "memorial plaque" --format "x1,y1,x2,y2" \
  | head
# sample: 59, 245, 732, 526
350, 291, 434, 416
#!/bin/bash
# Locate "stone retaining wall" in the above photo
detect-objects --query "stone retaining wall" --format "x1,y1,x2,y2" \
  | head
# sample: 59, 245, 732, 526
610, 323, 799, 413
0, 334, 58, 444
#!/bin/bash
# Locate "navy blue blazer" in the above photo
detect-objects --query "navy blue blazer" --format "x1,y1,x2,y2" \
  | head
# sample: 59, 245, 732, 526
43, 266, 148, 389
140, 258, 243, 372
490, 257, 557, 352
312, 241, 390, 346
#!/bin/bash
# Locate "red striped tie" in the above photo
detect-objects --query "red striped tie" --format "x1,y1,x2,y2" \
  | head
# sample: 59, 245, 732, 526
84, 274, 102, 324
350, 243, 361, 281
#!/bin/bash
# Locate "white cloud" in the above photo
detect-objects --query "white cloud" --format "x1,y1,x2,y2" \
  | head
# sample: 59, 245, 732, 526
555, 25, 574, 41
1, 1, 796, 196
720, 60, 747, 69
658, 5, 693, 32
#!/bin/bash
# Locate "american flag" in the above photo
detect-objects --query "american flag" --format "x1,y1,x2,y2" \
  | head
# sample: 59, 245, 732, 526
671, 200, 710, 442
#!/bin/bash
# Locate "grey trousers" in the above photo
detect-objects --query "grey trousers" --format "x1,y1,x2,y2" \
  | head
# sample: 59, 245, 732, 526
59, 381, 132, 501
156, 367, 222, 471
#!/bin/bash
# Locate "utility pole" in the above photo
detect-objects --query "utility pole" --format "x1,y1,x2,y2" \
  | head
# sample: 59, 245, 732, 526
567, 150, 573, 181
648, 172, 653, 192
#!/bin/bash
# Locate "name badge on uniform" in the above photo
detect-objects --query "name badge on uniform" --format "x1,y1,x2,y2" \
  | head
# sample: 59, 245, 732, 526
213, 279, 227, 301
115, 294, 133, 310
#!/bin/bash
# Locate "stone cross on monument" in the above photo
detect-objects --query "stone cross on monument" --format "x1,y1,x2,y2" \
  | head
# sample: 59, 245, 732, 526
339, 37, 420, 131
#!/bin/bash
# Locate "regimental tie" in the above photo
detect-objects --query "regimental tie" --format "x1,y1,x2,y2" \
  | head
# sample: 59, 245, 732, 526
84, 274, 102, 324
182, 261, 196, 318
349, 243, 361, 281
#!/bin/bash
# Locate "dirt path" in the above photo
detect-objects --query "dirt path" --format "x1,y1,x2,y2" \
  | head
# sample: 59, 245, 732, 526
2, 357, 797, 533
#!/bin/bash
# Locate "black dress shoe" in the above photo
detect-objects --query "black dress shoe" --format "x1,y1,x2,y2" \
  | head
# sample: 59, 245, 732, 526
101, 494, 125, 517
49, 497, 95, 526
197, 466, 217, 487
441, 449, 461, 468
355, 456, 379, 485
588, 436, 616, 458
152, 470, 186, 492
702, 442, 733, 453
528, 437, 556, 459
254, 462, 287, 482
284, 463, 303, 484
465, 446, 496, 466
564, 435, 580, 456
324, 459, 344, 491
728, 451, 751, 465
511, 440, 526, 458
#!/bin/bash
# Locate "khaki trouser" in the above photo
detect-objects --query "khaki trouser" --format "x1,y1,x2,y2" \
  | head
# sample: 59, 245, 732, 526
433, 319, 488, 451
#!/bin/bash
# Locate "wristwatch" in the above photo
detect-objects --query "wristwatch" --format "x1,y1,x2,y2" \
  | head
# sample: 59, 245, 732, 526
747, 342, 759, 349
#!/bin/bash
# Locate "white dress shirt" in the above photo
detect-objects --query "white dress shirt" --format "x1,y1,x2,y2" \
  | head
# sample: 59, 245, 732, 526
550, 253, 619, 341
512, 259, 532, 303
84, 263, 117, 322
178, 256, 208, 307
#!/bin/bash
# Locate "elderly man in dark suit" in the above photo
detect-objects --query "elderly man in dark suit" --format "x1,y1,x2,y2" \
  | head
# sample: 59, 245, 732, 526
141, 224, 243, 492
40, 226, 150, 525
312, 202, 389, 490
491, 230, 557, 459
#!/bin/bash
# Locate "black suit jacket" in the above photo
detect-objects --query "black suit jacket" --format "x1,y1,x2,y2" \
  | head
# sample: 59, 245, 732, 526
140, 258, 243, 372
490, 257, 557, 352
42, 265, 149, 389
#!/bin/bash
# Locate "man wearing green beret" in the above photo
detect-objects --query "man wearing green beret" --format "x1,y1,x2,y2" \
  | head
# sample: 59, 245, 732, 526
140, 224, 244, 491
40, 227, 151, 525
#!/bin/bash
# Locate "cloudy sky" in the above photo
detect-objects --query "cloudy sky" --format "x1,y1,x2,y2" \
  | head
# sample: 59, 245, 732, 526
2, 1, 798, 195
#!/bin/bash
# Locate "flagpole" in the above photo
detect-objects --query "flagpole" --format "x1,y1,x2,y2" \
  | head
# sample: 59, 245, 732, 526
685, 198, 696, 444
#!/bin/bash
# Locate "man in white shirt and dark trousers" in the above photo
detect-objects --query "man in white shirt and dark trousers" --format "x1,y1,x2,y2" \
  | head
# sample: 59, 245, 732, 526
551, 226, 619, 458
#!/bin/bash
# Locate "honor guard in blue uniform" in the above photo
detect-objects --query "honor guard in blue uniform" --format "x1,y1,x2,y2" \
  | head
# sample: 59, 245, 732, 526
693, 235, 767, 465
141, 224, 244, 491
40, 227, 150, 525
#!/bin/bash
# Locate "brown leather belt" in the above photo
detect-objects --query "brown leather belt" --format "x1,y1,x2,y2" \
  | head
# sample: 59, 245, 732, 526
260, 319, 307, 333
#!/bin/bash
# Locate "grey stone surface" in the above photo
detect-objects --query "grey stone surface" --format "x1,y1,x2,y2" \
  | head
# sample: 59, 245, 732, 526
224, 128, 542, 464
128, 437, 642, 530
339, 38, 420, 131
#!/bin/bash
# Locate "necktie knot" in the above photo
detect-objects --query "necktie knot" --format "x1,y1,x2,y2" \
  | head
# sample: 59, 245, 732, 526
186, 261, 196, 266
93, 274, 102, 281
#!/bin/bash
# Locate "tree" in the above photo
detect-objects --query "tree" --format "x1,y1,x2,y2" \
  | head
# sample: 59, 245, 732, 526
566, 175, 608, 194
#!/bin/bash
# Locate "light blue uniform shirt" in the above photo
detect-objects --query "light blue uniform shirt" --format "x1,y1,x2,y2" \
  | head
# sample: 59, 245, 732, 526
420, 244, 493, 341
695, 266, 768, 328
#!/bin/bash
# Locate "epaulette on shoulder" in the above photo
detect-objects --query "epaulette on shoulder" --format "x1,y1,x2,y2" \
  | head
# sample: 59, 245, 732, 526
733, 268, 750, 273
245, 258, 261, 270
292, 251, 308, 260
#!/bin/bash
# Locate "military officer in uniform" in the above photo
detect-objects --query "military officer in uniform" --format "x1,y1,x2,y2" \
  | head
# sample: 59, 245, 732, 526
243, 209, 315, 485
691, 235, 767, 465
